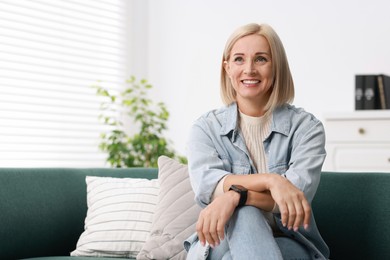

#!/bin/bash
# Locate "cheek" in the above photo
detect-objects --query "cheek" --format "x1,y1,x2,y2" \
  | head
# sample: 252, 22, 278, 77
263, 67, 274, 83
226, 64, 241, 78
230, 74, 242, 87
229, 76, 240, 91
230, 69, 242, 80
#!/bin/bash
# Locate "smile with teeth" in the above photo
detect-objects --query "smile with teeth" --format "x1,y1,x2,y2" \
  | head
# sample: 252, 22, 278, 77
242, 79, 260, 84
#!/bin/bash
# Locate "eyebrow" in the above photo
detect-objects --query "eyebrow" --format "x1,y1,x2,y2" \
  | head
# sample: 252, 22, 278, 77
233, 52, 270, 56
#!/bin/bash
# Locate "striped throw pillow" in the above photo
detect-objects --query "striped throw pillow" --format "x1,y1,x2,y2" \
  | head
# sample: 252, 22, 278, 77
71, 176, 159, 258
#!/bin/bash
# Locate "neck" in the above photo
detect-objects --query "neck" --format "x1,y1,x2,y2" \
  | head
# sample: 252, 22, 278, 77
237, 99, 267, 117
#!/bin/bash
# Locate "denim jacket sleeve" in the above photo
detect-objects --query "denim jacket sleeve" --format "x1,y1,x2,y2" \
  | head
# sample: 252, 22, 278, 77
186, 115, 231, 208
186, 103, 253, 208
268, 105, 327, 203
287, 119, 326, 203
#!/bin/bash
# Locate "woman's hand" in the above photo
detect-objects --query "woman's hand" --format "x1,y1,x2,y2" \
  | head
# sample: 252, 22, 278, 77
267, 174, 311, 231
196, 191, 239, 248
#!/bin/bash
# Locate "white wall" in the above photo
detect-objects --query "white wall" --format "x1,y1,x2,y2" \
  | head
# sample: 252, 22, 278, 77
133, 0, 390, 156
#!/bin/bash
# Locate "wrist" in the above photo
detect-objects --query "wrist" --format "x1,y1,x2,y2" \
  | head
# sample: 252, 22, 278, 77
226, 190, 240, 207
265, 173, 283, 190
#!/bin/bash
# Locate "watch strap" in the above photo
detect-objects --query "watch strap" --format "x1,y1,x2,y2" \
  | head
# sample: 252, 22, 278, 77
229, 185, 248, 207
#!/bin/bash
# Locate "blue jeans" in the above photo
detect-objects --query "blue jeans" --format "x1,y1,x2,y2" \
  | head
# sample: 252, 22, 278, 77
187, 206, 310, 260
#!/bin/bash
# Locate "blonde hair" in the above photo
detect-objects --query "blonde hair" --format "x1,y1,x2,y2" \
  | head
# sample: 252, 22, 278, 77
220, 23, 294, 113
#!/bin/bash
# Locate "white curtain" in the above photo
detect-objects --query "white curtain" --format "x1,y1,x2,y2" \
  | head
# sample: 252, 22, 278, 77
0, 0, 131, 167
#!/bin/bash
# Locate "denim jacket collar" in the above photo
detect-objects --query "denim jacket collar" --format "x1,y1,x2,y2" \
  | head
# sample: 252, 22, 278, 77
220, 102, 291, 139
220, 103, 238, 137
271, 105, 291, 137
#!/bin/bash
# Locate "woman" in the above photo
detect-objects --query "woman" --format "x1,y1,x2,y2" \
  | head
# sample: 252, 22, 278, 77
184, 23, 330, 259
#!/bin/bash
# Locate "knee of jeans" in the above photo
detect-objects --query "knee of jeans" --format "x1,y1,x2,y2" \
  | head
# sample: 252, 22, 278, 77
229, 206, 272, 232
234, 206, 267, 222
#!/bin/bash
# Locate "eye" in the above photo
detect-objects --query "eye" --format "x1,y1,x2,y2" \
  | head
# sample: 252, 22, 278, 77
255, 56, 267, 63
233, 56, 244, 64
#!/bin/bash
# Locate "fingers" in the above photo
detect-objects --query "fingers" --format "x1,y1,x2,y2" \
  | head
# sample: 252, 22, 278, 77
207, 218, 220, 247
278, 195, 311, 232
279, 202, 288, 228
217, 219, 225, 241
302, 199, 311, 229
196, 216, 206, 246
195, 193, 237, 248
292, 201, 303, 231
196, 210, 225, 248
197, 213, 216, 247
286, 202, 297, 231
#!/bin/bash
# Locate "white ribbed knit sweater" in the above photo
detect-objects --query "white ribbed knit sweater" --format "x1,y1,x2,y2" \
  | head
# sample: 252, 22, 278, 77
238, 111, 272, 173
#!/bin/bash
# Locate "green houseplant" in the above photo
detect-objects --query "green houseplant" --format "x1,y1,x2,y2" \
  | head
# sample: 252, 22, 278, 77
94, 76, 185, 168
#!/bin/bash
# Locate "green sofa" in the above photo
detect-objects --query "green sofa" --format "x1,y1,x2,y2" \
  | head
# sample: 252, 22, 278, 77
0, 168, 389, 260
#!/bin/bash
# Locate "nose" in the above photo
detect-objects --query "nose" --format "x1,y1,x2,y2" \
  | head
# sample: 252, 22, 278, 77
244, 61, 255, 75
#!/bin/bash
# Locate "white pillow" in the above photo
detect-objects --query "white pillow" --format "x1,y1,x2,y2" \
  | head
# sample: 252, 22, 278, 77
71, 176, 159, 258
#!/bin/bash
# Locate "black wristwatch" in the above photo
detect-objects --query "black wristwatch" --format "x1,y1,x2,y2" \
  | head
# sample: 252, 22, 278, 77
229, 185, 248, 207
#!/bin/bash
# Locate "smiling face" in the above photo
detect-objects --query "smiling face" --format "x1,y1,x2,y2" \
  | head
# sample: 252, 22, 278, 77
224, 34, 273, 115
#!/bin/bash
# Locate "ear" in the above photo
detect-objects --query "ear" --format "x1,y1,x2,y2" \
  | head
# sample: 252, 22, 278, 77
223, 61, 231, 77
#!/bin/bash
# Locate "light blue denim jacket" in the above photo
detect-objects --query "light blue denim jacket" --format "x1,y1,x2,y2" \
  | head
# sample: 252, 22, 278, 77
185, 102, 330, 259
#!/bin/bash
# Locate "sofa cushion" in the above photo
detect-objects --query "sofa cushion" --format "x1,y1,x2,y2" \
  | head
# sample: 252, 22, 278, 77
313, 172, 390, 259
71, 176, 159, 258
137, 156, 201, 260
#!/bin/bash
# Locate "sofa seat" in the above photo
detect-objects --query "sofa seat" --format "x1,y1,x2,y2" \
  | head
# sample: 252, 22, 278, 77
1, 168, 390, 259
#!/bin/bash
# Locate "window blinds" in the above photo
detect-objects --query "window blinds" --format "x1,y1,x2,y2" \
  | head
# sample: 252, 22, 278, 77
0, 0, 131, 167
